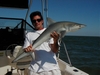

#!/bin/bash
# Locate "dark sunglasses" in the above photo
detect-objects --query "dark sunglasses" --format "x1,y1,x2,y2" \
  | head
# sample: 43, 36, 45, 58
32, 19, 42, 23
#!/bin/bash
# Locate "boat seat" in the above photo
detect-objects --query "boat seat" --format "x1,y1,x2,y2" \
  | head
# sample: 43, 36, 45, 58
6, 45, 32, 69
16, 60, 31, 69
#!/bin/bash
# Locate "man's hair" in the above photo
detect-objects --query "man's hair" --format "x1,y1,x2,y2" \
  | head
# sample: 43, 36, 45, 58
30, 11, 43, 22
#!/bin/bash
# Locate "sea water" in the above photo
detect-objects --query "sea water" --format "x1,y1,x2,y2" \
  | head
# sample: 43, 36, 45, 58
59, 36, 100, 75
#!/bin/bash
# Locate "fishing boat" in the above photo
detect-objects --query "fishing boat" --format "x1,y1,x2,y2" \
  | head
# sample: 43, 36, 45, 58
0, 0, 89, 75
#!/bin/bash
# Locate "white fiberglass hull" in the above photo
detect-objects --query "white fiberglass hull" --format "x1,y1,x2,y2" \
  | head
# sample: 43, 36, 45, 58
0, 50, 89, 75
58, 58, 89, 75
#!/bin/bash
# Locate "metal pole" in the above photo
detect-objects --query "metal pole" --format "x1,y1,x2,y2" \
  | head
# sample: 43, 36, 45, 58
41, 0, 45, 27
25, 0, 33, 21
41, 0, 44, 18
41, 0, 48, 27
45, 0, 48, 27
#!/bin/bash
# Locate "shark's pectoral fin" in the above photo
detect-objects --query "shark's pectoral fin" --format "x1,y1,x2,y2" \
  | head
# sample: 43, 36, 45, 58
59, 30, 67, 38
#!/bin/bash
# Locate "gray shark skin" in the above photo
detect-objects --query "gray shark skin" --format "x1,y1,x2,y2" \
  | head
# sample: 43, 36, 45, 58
12, 18, 86, 63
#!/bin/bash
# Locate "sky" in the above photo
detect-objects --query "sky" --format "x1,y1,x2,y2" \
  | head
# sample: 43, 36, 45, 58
0, 0, 99, 36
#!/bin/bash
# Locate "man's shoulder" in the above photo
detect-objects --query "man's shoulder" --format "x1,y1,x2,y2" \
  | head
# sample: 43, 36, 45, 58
25, 30, 36, 35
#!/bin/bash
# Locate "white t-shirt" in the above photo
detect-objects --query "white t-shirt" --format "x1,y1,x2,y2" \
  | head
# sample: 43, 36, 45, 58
23, 28, 60, 73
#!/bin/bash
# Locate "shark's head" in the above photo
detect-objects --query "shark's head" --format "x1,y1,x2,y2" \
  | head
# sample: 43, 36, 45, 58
57, 21, 86, 32
49, 21, 86, 39
68, 23, 86, 32
47, 17, 86, 37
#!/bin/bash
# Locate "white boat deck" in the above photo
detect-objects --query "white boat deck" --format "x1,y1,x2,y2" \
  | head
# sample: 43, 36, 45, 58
0, 50, 89, 75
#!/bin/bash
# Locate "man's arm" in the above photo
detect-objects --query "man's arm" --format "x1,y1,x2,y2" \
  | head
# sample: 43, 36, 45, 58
50, 31, 60, 53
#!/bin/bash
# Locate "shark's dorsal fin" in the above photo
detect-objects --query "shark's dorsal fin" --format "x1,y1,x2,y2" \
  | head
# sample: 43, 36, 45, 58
47, 17, 56, 25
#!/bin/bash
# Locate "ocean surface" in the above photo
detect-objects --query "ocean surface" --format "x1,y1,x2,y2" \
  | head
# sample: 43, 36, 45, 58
59, 36, 100, 75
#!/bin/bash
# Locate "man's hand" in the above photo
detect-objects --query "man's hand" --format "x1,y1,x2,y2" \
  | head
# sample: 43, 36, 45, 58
50, 31, 60, 53
50, 31, 59, 41
24, 45, 34, 52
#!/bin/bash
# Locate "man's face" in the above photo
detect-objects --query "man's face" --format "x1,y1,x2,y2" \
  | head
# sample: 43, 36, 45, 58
32, 15, 43, 30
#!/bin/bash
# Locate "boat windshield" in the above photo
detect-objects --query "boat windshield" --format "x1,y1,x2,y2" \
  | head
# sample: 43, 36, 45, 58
0, 17, 34, 30
0, 17, 34, 50
0, 17, 23, 29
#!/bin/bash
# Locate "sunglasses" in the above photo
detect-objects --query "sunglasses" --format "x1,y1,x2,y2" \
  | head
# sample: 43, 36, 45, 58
32, 19, 42, 23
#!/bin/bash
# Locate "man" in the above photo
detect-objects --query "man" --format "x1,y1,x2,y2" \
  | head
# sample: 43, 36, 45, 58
23, 11, 61, 75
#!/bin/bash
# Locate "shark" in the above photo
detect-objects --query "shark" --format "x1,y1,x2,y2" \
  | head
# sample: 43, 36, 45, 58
12, 17, 86, 63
